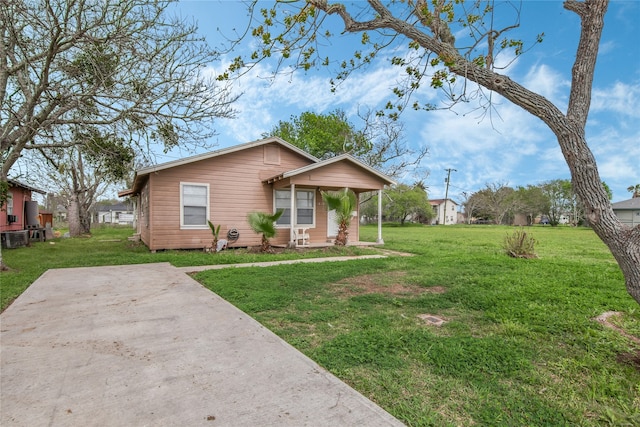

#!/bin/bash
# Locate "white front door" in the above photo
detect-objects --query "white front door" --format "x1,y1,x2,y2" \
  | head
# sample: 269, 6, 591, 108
327, 209, 339, 238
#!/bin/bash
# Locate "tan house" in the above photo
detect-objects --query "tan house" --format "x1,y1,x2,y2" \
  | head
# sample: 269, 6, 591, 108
119, 137, 396, 251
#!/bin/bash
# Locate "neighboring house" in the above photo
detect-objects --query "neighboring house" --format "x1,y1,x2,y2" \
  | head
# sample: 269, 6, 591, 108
429, 199, 458, 225
94, 202, 135, 226
1, 180, 46, 248
1, 179, 46, 232
119, 137, 396, 251
612, 198, 640, 227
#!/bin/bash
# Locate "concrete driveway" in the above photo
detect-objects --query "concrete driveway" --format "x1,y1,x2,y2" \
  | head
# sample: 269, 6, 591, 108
1, 262, 404, 426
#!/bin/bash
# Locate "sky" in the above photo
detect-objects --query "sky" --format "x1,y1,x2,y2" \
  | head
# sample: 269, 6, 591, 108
148, 1, 638, 203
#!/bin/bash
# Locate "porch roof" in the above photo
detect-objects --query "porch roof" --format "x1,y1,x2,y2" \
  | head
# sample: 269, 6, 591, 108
263, 153, 396, 187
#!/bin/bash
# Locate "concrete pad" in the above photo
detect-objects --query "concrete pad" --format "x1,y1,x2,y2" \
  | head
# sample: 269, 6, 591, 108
1, 263, 403, 426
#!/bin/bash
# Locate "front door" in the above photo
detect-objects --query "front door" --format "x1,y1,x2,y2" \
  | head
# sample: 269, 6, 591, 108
327, 209, 339, 238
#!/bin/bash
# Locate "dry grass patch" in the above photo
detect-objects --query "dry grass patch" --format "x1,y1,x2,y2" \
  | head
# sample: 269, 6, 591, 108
330, 271, 446, 298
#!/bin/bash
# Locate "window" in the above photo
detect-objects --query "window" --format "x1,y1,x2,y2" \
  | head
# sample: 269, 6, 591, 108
6, 193, 13, 215
181, 183, 209, 228
274, 189, 315, 227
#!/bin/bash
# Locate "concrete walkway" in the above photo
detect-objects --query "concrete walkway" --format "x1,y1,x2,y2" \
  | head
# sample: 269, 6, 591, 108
1, 262, 404, 426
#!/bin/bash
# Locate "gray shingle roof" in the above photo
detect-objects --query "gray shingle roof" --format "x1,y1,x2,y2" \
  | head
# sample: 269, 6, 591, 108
611, 198, 640, 210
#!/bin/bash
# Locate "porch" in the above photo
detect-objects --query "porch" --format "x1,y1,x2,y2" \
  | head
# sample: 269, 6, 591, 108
276, 240, 383, 249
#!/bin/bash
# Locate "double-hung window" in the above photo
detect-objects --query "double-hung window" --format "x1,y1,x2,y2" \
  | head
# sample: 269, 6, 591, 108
274, 189, 315, 227
6, 193, 13, 215
181, 183, 209, 228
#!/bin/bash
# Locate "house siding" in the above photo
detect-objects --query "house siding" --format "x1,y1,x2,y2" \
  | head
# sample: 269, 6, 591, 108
126, 140, 394, 251
288, 161, 386, 191
614, 209, 640, 227
145, 143, 314, 250
1, 187, 32, 232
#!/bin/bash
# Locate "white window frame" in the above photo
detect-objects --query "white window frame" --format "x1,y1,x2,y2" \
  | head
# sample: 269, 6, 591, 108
274, 189, 315, 228
6, 193, 13, 215
180, 182, 209, 229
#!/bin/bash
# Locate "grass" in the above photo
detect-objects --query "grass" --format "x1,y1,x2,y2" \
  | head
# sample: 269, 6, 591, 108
0, 226, 373, 310
194, 224, 640, 426
1, 224, 639, 425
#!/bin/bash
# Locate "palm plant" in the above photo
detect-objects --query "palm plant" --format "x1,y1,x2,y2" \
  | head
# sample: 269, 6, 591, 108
247, 210, 284, 252
207, 220, 221, 252
321, 188, 357, 246
627, 184, 640, 198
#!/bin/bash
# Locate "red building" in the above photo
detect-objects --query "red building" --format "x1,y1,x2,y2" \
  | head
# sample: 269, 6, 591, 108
1, 179, 46, 248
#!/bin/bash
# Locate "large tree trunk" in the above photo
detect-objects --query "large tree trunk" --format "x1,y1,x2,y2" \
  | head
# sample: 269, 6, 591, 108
68, 191, 93, 237
67, 193, 82, 237
481, 0, 640, 305
563, 131, 640, 304
302, 0, 640, 301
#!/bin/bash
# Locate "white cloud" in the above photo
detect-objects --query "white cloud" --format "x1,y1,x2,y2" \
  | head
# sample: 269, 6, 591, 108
591, 81, 640, 118
522, 63, 570, 107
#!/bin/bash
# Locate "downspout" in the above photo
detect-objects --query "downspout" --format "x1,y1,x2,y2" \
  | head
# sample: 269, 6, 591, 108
377, 189, 384, 244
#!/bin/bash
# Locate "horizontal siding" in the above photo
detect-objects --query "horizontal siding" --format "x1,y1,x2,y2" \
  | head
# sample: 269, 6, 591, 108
0, 188, 31, 232
290, 161, 386, 190
146, 143, 315, 250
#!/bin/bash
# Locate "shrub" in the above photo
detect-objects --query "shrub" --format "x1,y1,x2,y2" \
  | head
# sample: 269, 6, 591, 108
503, 228, 538, 258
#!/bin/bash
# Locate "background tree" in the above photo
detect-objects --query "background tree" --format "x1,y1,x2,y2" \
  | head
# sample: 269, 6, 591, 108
224, 0, 640, 305
460, 191, 480, 224
513, 185, 550, 226
628, 185, 640, 199
541, 179, 573, 226
384, 183, 432, 225
266, 109, 428, 178
267, 110, 370, 159
468, 183, 517, 225
37, 127, 135, 236
1, 0, 235, 179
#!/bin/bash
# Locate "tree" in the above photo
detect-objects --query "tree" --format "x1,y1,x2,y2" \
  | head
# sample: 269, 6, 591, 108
266, 110, 370, 159
468, 183, 517, 225
384, 183, 432, 225
513, 185, 550, 226
628, 185, 640, 199
321, 188, 357, 245
1, 0, 236, 179
266, 109, 428, 178
247, 210, 284, 252
460, 191, 479, 224
225, 0, 640, 305
541, 179, 573, 226
37, 127, 135, 236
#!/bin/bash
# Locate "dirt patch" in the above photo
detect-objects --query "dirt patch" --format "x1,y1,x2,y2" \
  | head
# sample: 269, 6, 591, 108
616, 350, 640, 371
593, 311, 640, 345
331, 272, 444, 297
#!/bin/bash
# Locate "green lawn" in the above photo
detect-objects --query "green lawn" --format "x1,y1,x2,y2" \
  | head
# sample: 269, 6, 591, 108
1, 224, 639, 426
194, 224, 640, 426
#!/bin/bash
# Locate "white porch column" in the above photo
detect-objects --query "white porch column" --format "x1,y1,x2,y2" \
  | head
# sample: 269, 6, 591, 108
290, 183, 296, 245
377, 189, 384, 244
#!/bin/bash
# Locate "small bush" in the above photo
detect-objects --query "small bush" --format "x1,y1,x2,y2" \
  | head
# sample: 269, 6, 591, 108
503, 228, 538, 258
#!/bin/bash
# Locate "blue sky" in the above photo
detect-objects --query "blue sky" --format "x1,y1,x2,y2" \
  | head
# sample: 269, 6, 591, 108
160, 0, 639, 203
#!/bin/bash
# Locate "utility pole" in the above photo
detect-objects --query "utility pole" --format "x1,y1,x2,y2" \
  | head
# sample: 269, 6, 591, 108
443, 168, 456, 225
